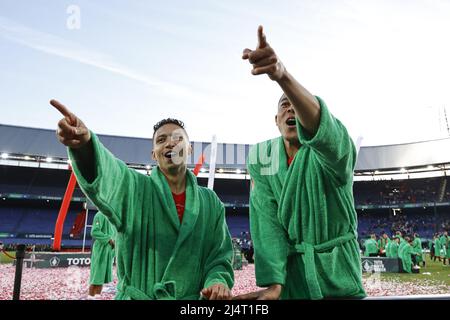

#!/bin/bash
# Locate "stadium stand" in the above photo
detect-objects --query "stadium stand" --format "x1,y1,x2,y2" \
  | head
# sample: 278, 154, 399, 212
1, 124, 449, 251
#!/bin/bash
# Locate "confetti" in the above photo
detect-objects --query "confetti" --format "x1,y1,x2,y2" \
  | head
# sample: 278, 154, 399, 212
0, 263, 448, 300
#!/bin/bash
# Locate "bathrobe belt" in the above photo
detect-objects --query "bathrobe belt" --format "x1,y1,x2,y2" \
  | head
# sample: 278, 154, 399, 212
288, 232, 355, 300
119, 281, 177, 300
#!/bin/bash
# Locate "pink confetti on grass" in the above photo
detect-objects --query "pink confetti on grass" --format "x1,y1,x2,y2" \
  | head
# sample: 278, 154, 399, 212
0, 263, 448, 300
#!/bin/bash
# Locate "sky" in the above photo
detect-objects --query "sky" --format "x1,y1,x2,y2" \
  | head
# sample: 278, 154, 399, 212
1, 0, 450, 146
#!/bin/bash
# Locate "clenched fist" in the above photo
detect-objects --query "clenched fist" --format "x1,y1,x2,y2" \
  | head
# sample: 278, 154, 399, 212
50, 99, 91, 148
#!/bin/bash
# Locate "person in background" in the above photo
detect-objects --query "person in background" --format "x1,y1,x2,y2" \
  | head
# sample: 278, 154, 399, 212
440, 231, 448, 265
378, 233, 389, 257
388, 236, 400, 259
395, 231, 405, 244
398, 237, 419, 273
89, 211, 116, 298
445, 231, 450, 265
434, 234, 442, 263
428, 237, 435, 261
412, 233, 424, 268
364, 234, 379, 257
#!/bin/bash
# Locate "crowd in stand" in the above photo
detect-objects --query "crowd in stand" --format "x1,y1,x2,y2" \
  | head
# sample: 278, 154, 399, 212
355, 177, 449, 206
358, 211, 449, 240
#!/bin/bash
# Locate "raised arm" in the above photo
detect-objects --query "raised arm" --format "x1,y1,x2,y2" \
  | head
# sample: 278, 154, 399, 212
50, 99, 138, 230
242, 26, 320, 136
242, 27, 356, 185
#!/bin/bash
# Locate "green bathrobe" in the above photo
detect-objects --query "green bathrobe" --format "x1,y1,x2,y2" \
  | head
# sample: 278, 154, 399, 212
434, 238, 442, 257
439, 235, 447, 258
364, 239, 378, 256
90, 212, 116, 285
388, 241, 399, 258
247, 96, 366, 300
446, 236, 450, 259
398, 241, 407, 258
428, 240, 432, 249
232, 242, 243, 270
445, 236, 450, 258
412, 237, 423, 264
69, 133, 234, 300
385, 241, 391, 257
378, 238, 389, 254
398, 243, 413, 273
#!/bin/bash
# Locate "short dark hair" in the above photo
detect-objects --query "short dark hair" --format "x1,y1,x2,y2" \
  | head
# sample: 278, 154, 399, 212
153, 118, 186, 138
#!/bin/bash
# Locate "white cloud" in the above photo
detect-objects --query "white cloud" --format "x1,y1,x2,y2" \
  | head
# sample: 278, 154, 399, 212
1, 1, 450, 146
0, 16, 208, 102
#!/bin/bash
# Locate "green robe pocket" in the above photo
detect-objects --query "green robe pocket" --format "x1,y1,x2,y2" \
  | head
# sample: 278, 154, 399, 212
314, 245, 360, 298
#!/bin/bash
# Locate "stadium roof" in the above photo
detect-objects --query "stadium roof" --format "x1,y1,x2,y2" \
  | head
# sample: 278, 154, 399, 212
356, 138, 450, 171
1, 124, 449, 172
0, 124, 251, 170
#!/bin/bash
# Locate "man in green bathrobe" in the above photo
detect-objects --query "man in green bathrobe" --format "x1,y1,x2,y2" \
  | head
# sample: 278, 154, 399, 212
445, 231, 450, 262
89, 211, 116, 297
50, 101, 234, 300
428, 238, 435, 261
235, 26, 366, 300
398, 237, 415, 273
439, 231, 447, 265
364, 234, 379, 257
434, 234, 442, 262
378, 233, 389, 257
395, 231, 405, 244
388, 236, 400, 258
446, 232, 450, 263
385, 237, 391, 258
412, 233, 424, 267
398, 234, 408, 257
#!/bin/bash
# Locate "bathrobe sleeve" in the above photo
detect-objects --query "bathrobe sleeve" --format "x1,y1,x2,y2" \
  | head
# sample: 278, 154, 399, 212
296, 96, 356, 186
202, 192, 234, 290
68, 132, 140, 231
247, 148, 289, 287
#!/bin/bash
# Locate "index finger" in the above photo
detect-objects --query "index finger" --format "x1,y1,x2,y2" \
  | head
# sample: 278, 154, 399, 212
257, 25, 267, 49
50, 99, 72, 118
